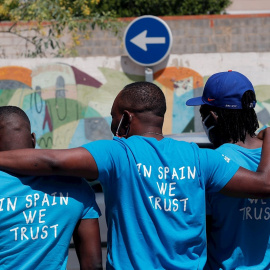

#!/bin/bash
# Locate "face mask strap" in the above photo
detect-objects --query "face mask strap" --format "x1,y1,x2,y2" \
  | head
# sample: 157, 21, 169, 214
202, 114, 215, 141
202, 114, 211, 125
116, 114, 130, 138
115, 115, 124, 137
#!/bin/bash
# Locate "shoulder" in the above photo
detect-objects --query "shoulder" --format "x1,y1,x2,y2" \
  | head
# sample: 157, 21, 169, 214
82, 138, 125, 153
216, 143, 249, 157
57, 176, 97, 199
43, 175, 92, 192
216, 143, 236, 152
163, 137, 200, 150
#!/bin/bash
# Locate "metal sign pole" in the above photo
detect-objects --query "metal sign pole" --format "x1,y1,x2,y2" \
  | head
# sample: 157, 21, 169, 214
145, 67, 153, 82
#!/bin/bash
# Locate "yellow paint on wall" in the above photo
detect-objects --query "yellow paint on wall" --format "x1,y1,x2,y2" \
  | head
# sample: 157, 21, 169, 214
52, 120, 79, 149
162, 86, 173, 134
255, 85, 270, 102
8, 88, 32, 107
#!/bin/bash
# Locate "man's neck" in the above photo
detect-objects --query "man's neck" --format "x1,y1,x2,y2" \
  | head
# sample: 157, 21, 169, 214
235, 134, 262, 149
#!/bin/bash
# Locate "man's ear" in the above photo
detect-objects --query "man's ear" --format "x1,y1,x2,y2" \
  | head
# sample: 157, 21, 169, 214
210, 111, 218, 122
123, 110, 133, 125
31, 132, 36, 149
120, 110, 133, 138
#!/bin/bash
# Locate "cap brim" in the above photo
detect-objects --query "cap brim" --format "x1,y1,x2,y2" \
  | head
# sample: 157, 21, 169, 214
186, 96, 204, 106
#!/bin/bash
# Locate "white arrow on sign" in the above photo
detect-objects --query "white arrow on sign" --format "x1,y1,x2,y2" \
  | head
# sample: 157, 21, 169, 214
130, 30, 166, 51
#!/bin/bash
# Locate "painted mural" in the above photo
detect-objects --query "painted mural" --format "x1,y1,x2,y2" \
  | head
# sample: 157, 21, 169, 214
0, 63, 269, 149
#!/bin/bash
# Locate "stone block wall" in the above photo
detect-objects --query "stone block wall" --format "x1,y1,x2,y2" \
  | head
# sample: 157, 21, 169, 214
76, 14, 270, 57
1, 13, 270, 58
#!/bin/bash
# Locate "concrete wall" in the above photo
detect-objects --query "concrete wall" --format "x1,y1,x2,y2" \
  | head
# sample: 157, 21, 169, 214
76, 14, 270, 57
0, 52, 269, 150
1, 14, 270, 58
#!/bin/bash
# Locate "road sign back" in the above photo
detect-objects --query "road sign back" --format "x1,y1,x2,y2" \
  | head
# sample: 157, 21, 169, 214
124, 15, 173, 66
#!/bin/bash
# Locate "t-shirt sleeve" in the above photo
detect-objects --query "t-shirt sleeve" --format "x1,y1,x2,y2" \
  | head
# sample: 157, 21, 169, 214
80, 179, 101, 219
82, 139, 123, 185
198, 148, 240, 193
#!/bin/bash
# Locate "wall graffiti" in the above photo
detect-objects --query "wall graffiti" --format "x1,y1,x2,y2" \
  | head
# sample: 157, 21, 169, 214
154, 67, 204, 134
0, 63, 269, 149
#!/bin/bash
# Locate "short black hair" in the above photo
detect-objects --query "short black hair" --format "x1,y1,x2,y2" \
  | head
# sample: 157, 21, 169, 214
120, 82, 166, 117
0, 106, 31, 128
200, 90, 259, 145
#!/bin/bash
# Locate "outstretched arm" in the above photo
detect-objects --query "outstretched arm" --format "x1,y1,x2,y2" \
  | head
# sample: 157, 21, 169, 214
221, 128, 270, 198
73, 218, 102, 270
1, 131, 270, 197
0, 147, 98, 179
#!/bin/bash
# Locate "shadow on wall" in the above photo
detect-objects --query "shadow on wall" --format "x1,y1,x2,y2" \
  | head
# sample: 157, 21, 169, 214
0, 64, 269, 149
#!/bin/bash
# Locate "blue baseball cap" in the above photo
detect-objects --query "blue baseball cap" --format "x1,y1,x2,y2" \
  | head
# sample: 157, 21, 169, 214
186, 70, 256, 109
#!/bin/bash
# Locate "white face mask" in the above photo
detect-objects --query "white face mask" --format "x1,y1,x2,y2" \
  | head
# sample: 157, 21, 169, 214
202, 114, 215, 141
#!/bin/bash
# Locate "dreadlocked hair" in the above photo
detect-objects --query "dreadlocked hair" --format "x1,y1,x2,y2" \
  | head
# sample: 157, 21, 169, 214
201, 90, 259, 144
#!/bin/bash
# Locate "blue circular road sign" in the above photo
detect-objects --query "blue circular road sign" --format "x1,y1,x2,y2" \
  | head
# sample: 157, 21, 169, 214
124, 15, 173, 66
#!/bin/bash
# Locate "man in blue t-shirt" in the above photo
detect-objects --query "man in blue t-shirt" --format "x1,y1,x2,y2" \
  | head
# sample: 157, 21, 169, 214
0, 106, 102, 270
186, 70, 269, 269
0, 83, 270, 269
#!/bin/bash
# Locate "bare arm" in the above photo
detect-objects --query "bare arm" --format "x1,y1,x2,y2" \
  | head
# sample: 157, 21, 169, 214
221, 128, 270, 198
0, 147, 98, 179
73, 218, 102, 270
1, 130, 270, 197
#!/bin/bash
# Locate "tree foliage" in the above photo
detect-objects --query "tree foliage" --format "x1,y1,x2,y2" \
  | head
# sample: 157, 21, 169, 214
93, 0, 232, 17
0, 0, 120, 57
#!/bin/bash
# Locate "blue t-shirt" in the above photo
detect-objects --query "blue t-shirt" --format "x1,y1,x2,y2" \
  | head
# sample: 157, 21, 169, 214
0, 172, 101, 269
82, 136, 239, 270
205, 143, 270, 270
